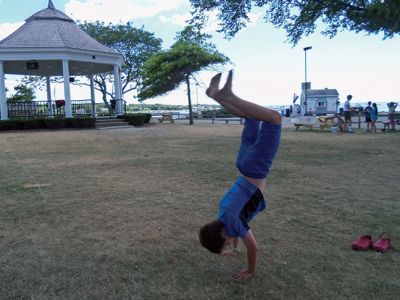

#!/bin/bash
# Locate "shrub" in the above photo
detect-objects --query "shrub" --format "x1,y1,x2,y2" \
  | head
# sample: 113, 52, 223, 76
0, 120, 23, 130
202, 109, 233, 118
144, 113, 152, 123
43, 118, 66, 129
0, 117, 95, 130
67, 117, 96, 128
124, 113, 146, 127
24, 119, 43, 129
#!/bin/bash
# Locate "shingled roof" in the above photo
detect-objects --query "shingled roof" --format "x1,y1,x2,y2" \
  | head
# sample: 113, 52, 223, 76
306, 89, 339, 97
0, 0, 116, 54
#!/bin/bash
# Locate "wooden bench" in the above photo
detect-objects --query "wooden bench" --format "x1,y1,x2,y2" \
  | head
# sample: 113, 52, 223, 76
382, 116, 400, 131
291, 117, 318, 130
212, 117, 243, 124
293, 123, 314, 130
158, 113, 175, 123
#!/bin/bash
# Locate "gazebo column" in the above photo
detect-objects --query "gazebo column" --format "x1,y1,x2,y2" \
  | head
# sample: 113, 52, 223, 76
0, 61, 8, 120
46, 76, 53, 117
62, 60, 72, 118
113, 65, 123, 115
90, 75, 96, 116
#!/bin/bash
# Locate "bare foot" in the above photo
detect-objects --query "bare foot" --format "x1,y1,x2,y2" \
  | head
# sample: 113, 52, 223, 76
206, 70, 234, 102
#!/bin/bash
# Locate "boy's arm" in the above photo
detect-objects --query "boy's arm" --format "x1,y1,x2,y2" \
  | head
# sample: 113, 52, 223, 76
220, 237, 240, 256
231, 229, 258, 281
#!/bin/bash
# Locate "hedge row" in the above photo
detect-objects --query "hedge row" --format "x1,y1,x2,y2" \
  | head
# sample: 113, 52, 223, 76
123, 113, 152, 127
0, 117, 96, 130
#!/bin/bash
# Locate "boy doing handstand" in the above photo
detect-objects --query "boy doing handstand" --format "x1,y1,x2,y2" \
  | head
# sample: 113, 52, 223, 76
199, 71, 281, 282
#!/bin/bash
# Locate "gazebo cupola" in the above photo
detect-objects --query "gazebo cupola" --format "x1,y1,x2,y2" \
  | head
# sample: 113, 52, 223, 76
0, 0, 124, 119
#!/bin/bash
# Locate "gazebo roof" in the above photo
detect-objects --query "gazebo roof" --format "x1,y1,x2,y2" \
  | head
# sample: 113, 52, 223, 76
0, 1, 115, 54
0, 0, 123, 76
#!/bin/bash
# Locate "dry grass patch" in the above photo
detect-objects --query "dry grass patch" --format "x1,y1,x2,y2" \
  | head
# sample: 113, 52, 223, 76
0, 126, 399, 299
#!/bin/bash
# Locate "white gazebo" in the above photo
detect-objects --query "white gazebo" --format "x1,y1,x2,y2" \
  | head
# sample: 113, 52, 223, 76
0, 0, 124, 120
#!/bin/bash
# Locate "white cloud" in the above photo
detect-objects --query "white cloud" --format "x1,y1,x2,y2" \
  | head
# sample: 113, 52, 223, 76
65, 0, 188, 23
158, 11, 220, 32
159, 11, 262, 34
248, 12, 262, 26
159, 12, 190, 27
0, 22, 24, 41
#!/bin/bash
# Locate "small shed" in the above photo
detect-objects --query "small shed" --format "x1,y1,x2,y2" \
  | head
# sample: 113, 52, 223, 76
300, 88, 339, 115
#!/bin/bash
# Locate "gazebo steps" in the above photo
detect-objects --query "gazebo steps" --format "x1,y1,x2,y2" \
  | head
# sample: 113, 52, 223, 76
96, 117, 130, 129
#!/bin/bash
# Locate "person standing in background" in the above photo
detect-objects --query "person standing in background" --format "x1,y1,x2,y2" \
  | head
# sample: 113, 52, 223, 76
371, 103, 378, 133
387, 102, 398, 130
343, 95, 354, 133
363, 101, 372, 132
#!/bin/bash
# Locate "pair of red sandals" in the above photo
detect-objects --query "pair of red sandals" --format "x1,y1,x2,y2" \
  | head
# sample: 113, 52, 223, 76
352, 232, 392, 252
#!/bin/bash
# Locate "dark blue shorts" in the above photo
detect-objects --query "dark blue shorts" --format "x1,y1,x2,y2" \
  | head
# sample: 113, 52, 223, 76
235, 119, 281, 179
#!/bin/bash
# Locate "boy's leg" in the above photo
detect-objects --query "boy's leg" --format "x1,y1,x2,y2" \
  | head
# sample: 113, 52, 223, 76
254, 121, 281, 163
236, 119, 260, 171
240, 119, 260, 146
206, 71, 281, 125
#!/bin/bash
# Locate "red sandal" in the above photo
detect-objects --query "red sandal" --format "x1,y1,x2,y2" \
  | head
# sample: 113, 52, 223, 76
372, 232, 392, 253
352, 235, 372, 251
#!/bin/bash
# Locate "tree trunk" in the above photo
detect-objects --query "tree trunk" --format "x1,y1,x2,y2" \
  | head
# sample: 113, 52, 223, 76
186, 75, 194, 125
101, 93, 112, 115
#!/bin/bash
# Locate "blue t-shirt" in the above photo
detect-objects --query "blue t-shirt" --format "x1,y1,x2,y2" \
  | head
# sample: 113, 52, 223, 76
364, 106, 372, 118
371, 107, 378, 120
217, 176, 266, 238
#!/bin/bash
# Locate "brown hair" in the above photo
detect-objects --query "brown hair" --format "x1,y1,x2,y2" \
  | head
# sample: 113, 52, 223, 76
199, 220, 225, 254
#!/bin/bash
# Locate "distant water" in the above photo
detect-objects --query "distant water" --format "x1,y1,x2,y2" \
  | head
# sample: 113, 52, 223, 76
274, 102, 396, 113
349, 102, 393, 112
150, 102, 397, 117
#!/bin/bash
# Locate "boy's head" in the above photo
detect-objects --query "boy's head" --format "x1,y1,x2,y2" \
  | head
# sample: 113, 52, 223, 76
347, 95, 352, 100
199, 220, 225, 254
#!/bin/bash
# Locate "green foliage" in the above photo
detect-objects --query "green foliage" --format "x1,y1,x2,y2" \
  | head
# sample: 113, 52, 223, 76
0, 117, 96, 130
128, 103, 188, 111
144, 113, 152, 124
201, 108, 233, 118
6, 84, 35, 103
138, 26, 229, 101
189, 0, 400, 44
78, 21, 162, 97
0, 120, 23, 130
43, 118, 66, 129
66, 117, 96, 128
123, 113, 147, 126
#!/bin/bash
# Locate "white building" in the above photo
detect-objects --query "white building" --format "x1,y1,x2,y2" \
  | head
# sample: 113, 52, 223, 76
300, 88, 340, 115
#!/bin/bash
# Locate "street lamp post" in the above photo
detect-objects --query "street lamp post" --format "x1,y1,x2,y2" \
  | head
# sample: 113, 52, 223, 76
303, 46, 312, 116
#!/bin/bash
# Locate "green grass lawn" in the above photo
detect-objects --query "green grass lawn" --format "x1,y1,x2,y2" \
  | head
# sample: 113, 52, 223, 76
0, 125, 399, 299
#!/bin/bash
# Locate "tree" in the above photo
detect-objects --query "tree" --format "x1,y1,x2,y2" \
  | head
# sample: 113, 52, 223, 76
7, 83, 35, 103
78, 21, 163, 109
189, 0, 400, 45
138, 26, 229, 125
23, 22, 162, 112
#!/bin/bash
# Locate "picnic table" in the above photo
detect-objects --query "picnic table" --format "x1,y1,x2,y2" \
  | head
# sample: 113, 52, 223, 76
317, 116, 337, 130
291, 115, 343, 131
158, 112, 175, 123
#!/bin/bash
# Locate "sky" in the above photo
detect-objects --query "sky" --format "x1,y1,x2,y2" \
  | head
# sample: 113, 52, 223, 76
0, 0, 399, 107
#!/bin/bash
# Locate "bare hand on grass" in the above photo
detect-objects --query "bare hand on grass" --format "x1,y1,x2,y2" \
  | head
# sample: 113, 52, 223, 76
231, 269, 254, 282
219, 249, 237, 256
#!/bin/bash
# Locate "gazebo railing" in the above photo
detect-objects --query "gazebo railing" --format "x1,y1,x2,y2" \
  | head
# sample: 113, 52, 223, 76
7, 100, 94, 118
